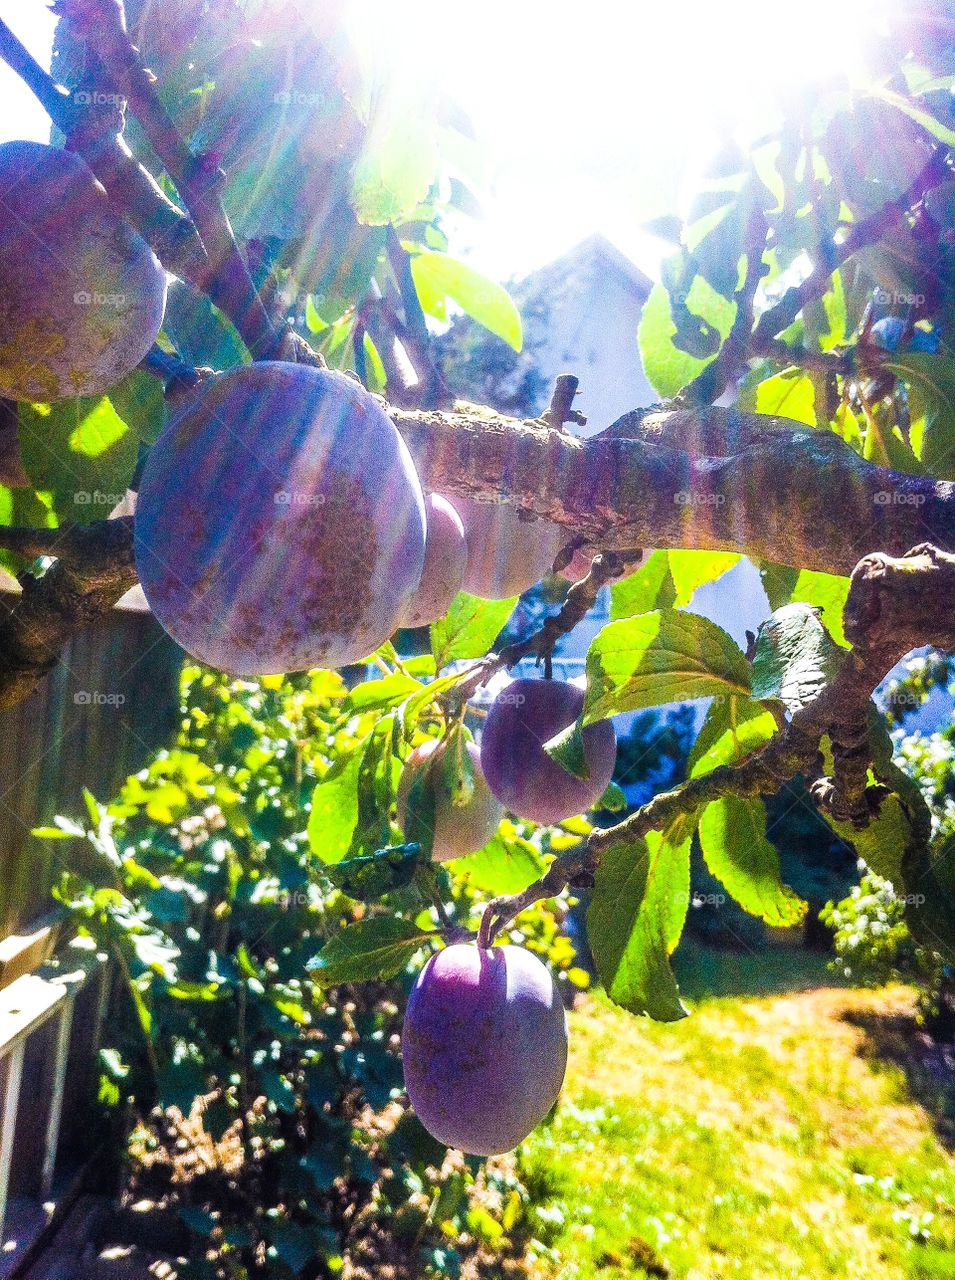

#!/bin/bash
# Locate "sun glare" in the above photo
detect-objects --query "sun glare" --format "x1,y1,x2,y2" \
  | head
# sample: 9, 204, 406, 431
344, 0, 889, 277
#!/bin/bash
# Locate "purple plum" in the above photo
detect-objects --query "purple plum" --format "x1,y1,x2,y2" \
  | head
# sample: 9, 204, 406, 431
397, 736, 502, 861
400, 494, 468, 627
135, 362, 426, 674
454, 496, 562, 599
0, 142, 167, 402
480, 678, 616, 824
402, 943, 568, 1154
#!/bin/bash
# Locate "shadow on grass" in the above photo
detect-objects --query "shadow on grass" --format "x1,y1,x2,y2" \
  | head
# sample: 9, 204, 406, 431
673, 937, 840, 1002
841, 1004, 955, 1151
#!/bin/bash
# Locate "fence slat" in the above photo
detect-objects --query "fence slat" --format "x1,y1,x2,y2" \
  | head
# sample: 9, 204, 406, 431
0, 1042, 25, 1234
40, 999, 74, 1199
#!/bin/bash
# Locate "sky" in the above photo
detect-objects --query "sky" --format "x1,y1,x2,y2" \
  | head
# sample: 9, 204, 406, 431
0, 0, 883, 283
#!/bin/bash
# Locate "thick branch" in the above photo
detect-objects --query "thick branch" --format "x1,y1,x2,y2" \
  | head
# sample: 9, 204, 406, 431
394, 403, 955, 574
3, 398, 955, 710
0, 519, 136, 709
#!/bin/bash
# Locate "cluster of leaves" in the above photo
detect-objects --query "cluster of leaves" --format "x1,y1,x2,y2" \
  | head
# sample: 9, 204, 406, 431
36, 651, 581, 1279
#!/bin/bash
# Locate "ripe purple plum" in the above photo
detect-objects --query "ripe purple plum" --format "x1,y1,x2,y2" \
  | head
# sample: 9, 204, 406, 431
402, 943, 568, 1154
400, 494, 467, 627
0, 142, 167, 401
454, 496, 562, 599
397, 735, 502, 861
135, 362, 426, 674
480, 678, 616, 824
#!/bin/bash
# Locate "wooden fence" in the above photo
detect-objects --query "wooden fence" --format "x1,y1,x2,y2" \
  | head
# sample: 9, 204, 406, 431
0, 584, 182, 1270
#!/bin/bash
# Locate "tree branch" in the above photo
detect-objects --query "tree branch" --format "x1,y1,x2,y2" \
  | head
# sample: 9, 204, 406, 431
479, 543, 955, 942
56, 0, 279, 358
752, 148, 952, 347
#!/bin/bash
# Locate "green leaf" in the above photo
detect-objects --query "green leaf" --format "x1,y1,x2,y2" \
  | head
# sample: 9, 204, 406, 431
748, 371, 817, 426
885, 352, 955, 479
637, 277, 736, 398
587, 830, 691, 1021
307, 746, 364, 863
583, 610, 751, 723
874, 86, 955, 148
759, 562, 799, 611
410, 252, 522, 350
789, 569, 851, 648
107, 369, 167, 445
450, 830, 545, 895
351, 113, 439, 225
750, 602, 844, 712
18, 397, 138, 522
666, 550, 742, 608
595, 780, 627, 813
543, 717, 590, 781
323, 844, 423, 902
345, 675, 423, 714
307, 917, 429, 985
698, 796, 807, 926
610, 551, 676, 620
686, 696, 778, 778
430, 592, 517, 669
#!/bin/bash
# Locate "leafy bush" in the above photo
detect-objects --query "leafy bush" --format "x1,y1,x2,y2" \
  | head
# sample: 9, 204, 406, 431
41, 663, 580, 1277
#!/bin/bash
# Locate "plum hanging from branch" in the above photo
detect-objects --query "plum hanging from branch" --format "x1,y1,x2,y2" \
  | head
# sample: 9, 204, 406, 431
0, 142, 167, 402
135, 362, 427, 674
402, 942, 568, 1155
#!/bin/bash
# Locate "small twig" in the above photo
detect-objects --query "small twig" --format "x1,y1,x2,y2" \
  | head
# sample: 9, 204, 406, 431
0, 18, 75, 127
140, 345, 207, 389
385, 227, 449, 409
540, 374, 587, 430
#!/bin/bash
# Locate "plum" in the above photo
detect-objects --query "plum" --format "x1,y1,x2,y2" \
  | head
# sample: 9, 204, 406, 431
480, 678, 616, 824
0, 142, 167, 402
397, 734, 502, 861
454, 496, 562, 599
402, 943, 568, 1154
135, 362, 426, 674
400, 494, 467, 627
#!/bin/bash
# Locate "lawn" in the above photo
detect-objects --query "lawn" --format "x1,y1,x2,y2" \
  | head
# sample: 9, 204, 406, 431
520, 980, 955, 1280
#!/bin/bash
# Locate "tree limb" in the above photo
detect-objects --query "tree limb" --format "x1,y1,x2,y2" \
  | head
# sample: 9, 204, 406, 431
479, 544, 955, 943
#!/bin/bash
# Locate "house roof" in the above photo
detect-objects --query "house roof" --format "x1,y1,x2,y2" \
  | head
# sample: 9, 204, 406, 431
516, 232, 654, 303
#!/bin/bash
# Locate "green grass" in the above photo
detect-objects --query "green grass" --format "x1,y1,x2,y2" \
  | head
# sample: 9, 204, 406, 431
519, 982, 955, 1279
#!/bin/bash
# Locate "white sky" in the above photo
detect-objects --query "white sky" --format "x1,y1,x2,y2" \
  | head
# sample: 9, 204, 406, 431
0, 0, 884, 283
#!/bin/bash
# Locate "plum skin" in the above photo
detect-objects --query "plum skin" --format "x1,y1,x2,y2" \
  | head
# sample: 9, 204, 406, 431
397, 737, 502, 861
480, 678, 616, 824
400, 494, 468, 627
135, 362, 426, 675
454, 496, 562, 599
0, 142, 166, 402
402, 943, 568, 1155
